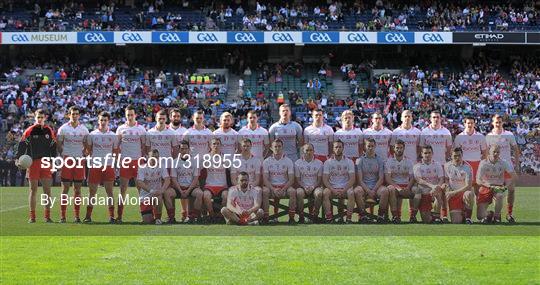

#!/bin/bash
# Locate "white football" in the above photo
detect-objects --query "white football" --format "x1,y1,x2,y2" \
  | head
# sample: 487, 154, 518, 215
18, 155, 33, 170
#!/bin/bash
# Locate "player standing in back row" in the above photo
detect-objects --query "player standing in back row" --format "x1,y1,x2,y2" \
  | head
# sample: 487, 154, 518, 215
238, 110, 269, 160
269, 104, 303, 161
303, 109, 334, 162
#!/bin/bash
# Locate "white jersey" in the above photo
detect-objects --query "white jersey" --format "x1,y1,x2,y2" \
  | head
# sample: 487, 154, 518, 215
391, 126, 421, 164
205, 155, 228, 188
137, 165, 169, 192
57, 122, 89, 157
169, 125, 188, 139
184, 126, 213, 156
334, 128, 363, 159
385, 157, 414, 186
295, 158, 323, 188
116, 123, 146, 159
486, 130, 517, 168
444, 161, 472, 191
238, 125, 269, 159
170, 158, 199, 188
323, 157, 355, 189
231, 155, 262, 186
228, 186, 260, 211
213, 128, 238, 156
146, 126, 178, 161
304, 124, 334, 157
268, 121, 303, 161
477, 159, 513, 186
88, 129, 118, 166
363, 127, 392, 162
454, 131, 487, 161
420, 126, 452, 165
413, 161, 444, 191
263, 155, 294, 186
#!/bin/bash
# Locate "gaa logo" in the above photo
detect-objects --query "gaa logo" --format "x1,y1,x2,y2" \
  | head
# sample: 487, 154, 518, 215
11, 34, 29, 42
272, 33, 294, 42
347, 33, 369, 42
121, 33, 143, 42
422, 33, 444, 42
197, 33, 219, 42
234, 33, 257, 42
159, 33, 182, 42
84, 33, 107, 42
385, 33, 407, 42
310, 33, 332, 42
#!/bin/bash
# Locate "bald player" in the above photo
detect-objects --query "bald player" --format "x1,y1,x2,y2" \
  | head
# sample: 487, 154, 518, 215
269, 104, 303, 161
334, 110, 363, 162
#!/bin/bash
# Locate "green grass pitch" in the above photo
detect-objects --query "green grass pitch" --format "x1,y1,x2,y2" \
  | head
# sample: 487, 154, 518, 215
1, 186, 539, 284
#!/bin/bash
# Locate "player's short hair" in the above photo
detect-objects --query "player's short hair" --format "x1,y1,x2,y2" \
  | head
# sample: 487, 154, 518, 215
279, 104, 290, 110
464, 116, 475, 122
220, 112, 233, 121
489, 144, 501, 151
333, 139, 344, 147
401, 110, 413, 117
492, 114, 503, 121
156, 109, 167, 117
430, 110, 442, 117
240, 138, 252, 145
98, 111, 111, 119
238, 171, 249, 178
149, 149, 160, 156
247, 110, 258, 117
125, 105, 136, 112
394, 139, 405, 147
272, 139, 284, 146
68, 106, 80, 114
210, 137, 222, 145
364, 138, 376, 145
169, 108, 180, 116
302, 143, 314, 152
422, 145, 433, 152
371, 112, 383, 118
179, 140, 190, 148
34, 109, 45, 116
193, 110, 205, 117
341, 110, 354, 120
312, 108, 323, 114
452, 147, 463, 154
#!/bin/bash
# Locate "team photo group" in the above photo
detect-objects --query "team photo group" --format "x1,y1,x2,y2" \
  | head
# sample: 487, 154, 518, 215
19, 102, 519, 226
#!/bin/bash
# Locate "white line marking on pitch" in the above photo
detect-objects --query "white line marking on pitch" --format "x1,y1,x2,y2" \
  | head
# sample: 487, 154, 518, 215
0, 205, 26, 213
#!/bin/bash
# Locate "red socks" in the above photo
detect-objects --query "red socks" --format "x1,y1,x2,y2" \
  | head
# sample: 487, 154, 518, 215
507, 204, 513, 215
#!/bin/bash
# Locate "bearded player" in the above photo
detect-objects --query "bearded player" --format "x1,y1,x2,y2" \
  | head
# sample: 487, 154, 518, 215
57, 106, 89, 223
213, 112, 239, 156
169, 108, 190, 221
85, 111, 118, 223
116, 105, 147, 223
322, 140, 355, 223
261, 139, 296, 224
443, 147, 474, 224
221, 172, 264, 225
295, 143, 324, 223
476, 145, 517, 223
385, 140, 415, 223
485, 114, 520, 223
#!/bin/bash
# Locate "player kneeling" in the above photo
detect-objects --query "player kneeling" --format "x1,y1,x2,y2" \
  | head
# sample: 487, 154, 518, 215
136, 149, 171, 224
411, 146, 445, 224
476, 145, 517, 223
443, 147, 474, 224
164, 140, 203, 224
322, 140, 356, 223
221, 172, 264, 225
295, 144, 324, 223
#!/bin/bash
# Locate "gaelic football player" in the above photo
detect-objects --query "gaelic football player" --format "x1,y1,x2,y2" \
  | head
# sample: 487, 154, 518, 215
443, 147, 474, 224
238, 110, 269, 160
213, 112, 239, 156
85, 111, 118, 223
303, 109, 334, 162
412, 145, 445, 223
354, 138, 391, 223
202, 138, 229, 223
363, 112, 392, 163
17, 109, 56, 223
261, 139, 296, 224
221, 172, 264, 225
322, 140, 355, 223
165, 140, 204, 224
390, 110, 421, 164
385, 140, 415, 223
476, 145, 517, 223
136, 149, 171, 224
116, 105, 146, 223
146, 109, 179, 168
486, 114, 520, 223
231, 138, 262, 190
295, 143, 324, 223
334, 110, 363, 162
169, 108, 189, 221
184, 110, 213, 157
57, 106, 89, 223
269, 104, 303, 161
